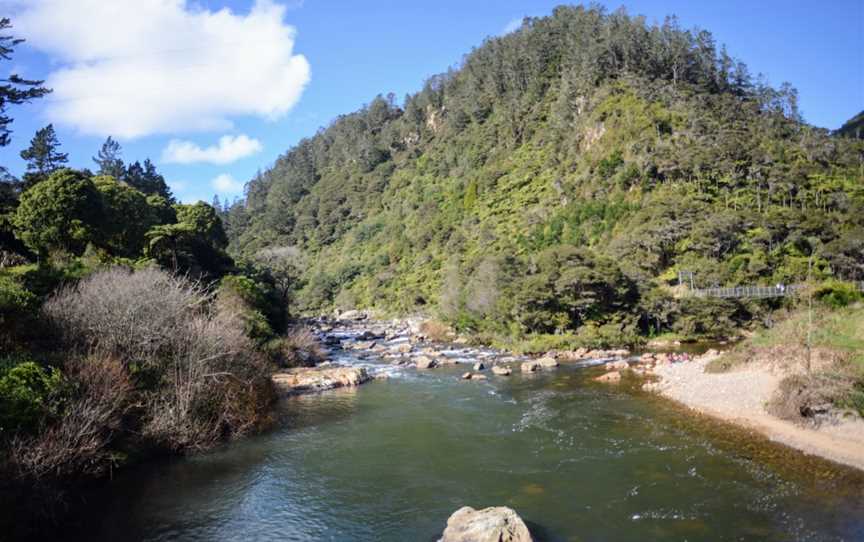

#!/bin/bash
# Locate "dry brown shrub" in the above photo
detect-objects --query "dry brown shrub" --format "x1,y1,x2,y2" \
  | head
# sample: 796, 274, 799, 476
140, 310, 275, 452
419, 320, 455, 342
44, 267, 275, 454
277, 326, 325, 367
767, 355, 858, 426
43, 266, 210, 368
9, 355, 131, 481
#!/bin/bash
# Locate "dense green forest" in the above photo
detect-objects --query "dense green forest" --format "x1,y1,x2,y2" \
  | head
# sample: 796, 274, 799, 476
222, 5, 864, 347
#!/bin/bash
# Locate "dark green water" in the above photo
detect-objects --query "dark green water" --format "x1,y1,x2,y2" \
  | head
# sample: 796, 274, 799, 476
75, 362, 864, 542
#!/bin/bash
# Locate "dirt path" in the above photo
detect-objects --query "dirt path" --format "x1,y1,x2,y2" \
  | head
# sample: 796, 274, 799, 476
652, 356, 864, 472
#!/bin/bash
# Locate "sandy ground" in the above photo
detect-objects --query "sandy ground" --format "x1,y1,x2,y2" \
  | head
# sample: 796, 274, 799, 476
652, 357, 864, 472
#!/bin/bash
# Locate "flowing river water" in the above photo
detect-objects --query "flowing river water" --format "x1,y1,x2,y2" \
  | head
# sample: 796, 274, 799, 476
70, 322, 864, 541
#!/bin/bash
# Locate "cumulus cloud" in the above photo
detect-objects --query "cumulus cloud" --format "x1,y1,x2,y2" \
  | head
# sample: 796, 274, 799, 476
11, 0, 310, 138
162, 134, 262, 165
211, 173, 244, 194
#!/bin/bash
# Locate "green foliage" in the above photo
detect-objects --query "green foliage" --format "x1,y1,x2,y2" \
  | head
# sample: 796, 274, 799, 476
0, 361, 65, 437
145, 202, 232, 277
815, 279, 863, 308
93, 175, 164, 256
19, 124, 67, 182
12, 169, 103, 256
671, 298, 745, 341
0, 274, 36, 317
219, 5, 864, 345
218, 274, 284, 343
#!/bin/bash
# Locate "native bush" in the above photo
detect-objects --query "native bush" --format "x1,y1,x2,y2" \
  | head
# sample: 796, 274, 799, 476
8, 355, 130, 480
814, 279, 862, 309
0, 361, 65, 439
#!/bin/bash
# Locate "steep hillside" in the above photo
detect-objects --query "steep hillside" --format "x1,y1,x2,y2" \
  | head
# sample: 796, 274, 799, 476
836, 110, 864, 139
224, 5, 864, 346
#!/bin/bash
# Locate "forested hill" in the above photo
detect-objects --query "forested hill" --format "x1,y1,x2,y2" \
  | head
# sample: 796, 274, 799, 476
223, 5, 864, 345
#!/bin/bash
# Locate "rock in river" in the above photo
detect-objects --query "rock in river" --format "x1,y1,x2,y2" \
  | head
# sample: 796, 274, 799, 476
440, 506, 532, 542
272, 367, 370, 395
492, 365, 512, 376
521, 356, 559, 372
415, 355, 438, 369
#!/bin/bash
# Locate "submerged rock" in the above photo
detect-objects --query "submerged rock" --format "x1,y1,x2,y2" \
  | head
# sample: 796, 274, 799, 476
604, 360, 629, 371
594, 370, 622, 383
440, 506, 532, 542
272, 367, 370, 395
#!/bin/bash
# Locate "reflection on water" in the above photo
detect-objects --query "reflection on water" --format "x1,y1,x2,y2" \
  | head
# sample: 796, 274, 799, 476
69, 360, 864, 542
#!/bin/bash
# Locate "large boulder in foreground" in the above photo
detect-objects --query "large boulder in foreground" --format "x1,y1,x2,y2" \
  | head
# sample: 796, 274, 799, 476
440, 506, 532, 542
272, 366, 370, 395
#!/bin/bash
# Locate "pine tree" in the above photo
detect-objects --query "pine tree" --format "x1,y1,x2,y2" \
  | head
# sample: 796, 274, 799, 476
93, 136, 124, 178
20, 124, 68, 178
0, 18, 50, 147
125, 158, 173, 201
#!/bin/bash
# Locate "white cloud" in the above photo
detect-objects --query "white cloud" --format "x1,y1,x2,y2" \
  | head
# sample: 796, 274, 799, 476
12, 0, 310, 138
162, 134, 262, 165
211, 173, 244, 194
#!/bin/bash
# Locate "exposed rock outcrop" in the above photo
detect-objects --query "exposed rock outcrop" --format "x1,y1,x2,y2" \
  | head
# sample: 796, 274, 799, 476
272, 367, 370, 395
440, 506, 532, 542
492, 365, 512, 376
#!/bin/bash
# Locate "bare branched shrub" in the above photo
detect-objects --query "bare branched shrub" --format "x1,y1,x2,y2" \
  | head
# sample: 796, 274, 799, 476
419, 320, 455, 342
277, 326, 325, 367
142, 310, 275, 451
44, 266, 209, 367
9, 355, 131, 481
767, 356, 858, 426
43, 267, 275, 453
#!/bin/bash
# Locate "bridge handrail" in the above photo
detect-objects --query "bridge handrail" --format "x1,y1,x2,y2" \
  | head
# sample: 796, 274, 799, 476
690, 281, 863, 299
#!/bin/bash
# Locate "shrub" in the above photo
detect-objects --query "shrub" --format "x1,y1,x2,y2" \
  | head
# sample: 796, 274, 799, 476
814, 279, 862, 309
8, 355, 131, 481
767, 366, 861, 425
43, 267, 275, 452
0, 361, 65, 439
141, 311, 274, 451
419, 320, 455, 342
43, 266, 209, 369
0, 275, 36, 318
217, 275, 279, 344
270, 326, 325, 368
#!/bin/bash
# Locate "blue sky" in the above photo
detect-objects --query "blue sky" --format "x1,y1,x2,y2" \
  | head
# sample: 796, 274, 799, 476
1, 0, 862, 204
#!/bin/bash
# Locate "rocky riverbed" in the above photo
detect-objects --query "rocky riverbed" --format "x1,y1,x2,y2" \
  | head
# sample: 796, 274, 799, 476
271, 311, 659, 395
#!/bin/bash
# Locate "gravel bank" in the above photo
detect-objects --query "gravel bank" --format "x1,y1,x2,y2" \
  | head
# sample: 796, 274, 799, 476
652, 355, 864, 472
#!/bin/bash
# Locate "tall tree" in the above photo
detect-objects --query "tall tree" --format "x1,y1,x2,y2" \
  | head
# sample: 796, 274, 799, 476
93, 136, 124, 178
20, 124, 68, 183
0, 18, 51, 147
125, 158, 173, 201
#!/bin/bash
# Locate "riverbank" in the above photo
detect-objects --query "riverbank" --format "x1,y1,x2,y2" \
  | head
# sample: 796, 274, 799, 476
651, 354, 864, 472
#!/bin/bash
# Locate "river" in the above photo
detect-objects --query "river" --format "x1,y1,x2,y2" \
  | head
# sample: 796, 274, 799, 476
68, 322, 864, 541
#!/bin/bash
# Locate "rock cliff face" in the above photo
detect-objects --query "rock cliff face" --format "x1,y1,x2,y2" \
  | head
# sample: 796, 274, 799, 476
440, 506, 532, 542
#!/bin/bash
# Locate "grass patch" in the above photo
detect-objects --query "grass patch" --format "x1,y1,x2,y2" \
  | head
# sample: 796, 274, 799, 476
708, 304, 864, 421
